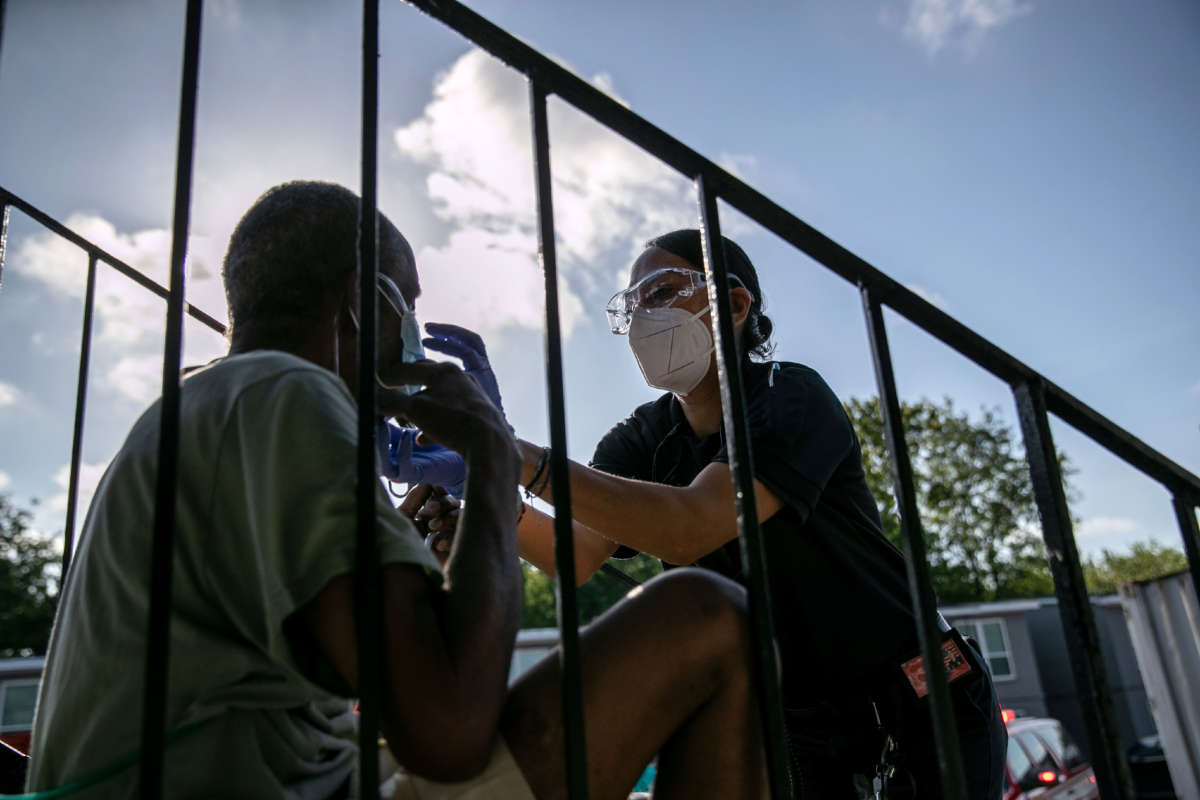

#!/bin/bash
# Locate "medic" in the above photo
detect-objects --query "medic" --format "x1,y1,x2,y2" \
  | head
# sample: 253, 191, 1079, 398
412, 229, 1008, 798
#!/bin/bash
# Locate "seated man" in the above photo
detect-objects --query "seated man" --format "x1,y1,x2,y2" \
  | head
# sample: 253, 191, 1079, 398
26, 181, 767, 799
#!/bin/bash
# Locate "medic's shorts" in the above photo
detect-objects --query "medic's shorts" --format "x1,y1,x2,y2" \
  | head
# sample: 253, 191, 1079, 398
388, 737, 535, 800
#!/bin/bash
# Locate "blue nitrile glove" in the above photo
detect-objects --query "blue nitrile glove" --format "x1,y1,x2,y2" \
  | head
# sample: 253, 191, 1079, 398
378, 420, 466, 497
422, 323, 509, 424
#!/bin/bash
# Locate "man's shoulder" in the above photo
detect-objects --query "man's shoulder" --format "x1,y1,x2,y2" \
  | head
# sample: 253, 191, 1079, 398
190, 350, 334, 383
189, 350, 349, 405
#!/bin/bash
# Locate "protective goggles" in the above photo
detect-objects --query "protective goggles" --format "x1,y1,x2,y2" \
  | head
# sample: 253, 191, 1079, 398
605, 266, 746, 334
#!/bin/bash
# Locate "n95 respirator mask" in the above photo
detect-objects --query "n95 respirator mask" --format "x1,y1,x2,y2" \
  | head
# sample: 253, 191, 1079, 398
627, 305, 714, 396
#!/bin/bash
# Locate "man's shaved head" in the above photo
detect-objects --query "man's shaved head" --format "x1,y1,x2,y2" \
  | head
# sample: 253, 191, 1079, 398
223, 180, 415, 333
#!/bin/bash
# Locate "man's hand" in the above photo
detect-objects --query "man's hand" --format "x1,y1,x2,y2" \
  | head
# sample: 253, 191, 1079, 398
403, 482, 458, 568
377, 359, 517, 470
399, 483, 461, 568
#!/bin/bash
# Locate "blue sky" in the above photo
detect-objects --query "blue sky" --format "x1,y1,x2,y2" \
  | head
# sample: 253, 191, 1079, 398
0, 0, 1197, 569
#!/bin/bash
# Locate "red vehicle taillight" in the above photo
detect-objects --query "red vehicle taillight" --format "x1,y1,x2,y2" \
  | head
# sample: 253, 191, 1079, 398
1001, 708, 1016, 724
1038, 770, 1059, 784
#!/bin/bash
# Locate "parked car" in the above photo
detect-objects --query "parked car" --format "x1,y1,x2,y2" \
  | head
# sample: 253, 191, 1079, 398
1003, 712, 1098, 800
1126, 735, 1176, 800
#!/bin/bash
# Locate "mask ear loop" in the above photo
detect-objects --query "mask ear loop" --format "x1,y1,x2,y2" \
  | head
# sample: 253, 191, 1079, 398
338, 272, 364, 380
343, 285, 407, 388
334, 307, 355, 378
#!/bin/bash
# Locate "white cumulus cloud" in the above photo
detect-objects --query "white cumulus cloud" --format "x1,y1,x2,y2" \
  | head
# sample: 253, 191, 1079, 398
13, 215, 230, 407
393, 49, 715, 337
107, 354, 167, 406
1077, 516, 1139, 539
414, 228, 583, 334
13, 214, 228, 346
0, 381, 21, 408
0, 470, 10, 490
891, 0, 1033, 56
49, 459, 109, 520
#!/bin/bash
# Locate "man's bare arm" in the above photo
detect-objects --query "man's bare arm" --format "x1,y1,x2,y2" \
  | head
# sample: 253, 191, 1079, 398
291, 361, 522, 782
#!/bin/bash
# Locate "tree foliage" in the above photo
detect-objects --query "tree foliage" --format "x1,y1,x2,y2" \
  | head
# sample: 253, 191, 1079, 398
846, 396, 1057, 604
1082, 540, 1189, 594
521, 554, 663, 629
0, 494, 59, 657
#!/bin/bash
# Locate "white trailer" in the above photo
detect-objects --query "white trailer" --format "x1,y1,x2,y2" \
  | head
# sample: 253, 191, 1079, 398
1119, 570, 1200, 800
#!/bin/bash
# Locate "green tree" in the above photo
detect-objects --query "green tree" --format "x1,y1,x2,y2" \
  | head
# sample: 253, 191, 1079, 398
0, 494, 59, 657
846, 397, 1059, 604
1082, 540, 1189, 594
521, 554, 662, 629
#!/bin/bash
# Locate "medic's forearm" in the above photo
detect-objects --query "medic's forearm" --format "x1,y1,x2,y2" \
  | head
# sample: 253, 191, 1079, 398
516, 439, 715, 566
517, 505, 618, 586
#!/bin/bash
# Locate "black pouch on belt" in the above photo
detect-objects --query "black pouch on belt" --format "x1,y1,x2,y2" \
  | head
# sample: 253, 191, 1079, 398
866, 628, 986, 797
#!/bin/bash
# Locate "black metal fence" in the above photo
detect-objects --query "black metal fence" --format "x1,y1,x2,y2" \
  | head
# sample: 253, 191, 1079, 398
1, 1, 1198, 798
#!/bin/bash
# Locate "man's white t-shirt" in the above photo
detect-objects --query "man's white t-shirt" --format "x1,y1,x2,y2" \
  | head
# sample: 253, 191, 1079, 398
28, 351, 441, 798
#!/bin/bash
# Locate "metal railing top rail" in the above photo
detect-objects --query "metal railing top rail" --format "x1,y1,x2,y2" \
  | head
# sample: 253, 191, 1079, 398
402, 0, 1200, 505
0, 186, 228, 336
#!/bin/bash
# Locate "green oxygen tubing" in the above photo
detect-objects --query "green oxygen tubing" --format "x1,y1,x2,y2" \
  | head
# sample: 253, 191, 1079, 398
2, 715, 219, 799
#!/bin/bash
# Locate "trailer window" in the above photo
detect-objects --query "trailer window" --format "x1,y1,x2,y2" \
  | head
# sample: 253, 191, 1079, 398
956, 618, 1014, 680
0, 680, 39, 732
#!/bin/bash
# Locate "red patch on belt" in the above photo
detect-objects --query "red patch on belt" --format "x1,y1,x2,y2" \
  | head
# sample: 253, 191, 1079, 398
901, 638, 973, 698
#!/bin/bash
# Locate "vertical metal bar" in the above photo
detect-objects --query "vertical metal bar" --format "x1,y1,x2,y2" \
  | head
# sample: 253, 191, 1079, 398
62, 252, 98, 580
140, 1, 203, 796
696, 176, 791, 799
1014, 379, 1134, 800
861, 287, 968, 800
356, 0, 382, 796
1171, 495, 1200, 612
529, 80, 589, 800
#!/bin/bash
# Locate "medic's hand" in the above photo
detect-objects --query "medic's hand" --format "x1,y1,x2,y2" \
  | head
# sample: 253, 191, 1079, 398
378, 421, 466, 497
422, 323, 509, 424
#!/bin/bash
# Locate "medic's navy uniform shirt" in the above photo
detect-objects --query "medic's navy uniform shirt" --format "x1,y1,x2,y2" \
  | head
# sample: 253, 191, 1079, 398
590, 359, 919, 709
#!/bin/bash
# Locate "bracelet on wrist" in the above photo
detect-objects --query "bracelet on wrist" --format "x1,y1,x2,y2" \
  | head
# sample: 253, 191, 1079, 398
524, 446, 551, 501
